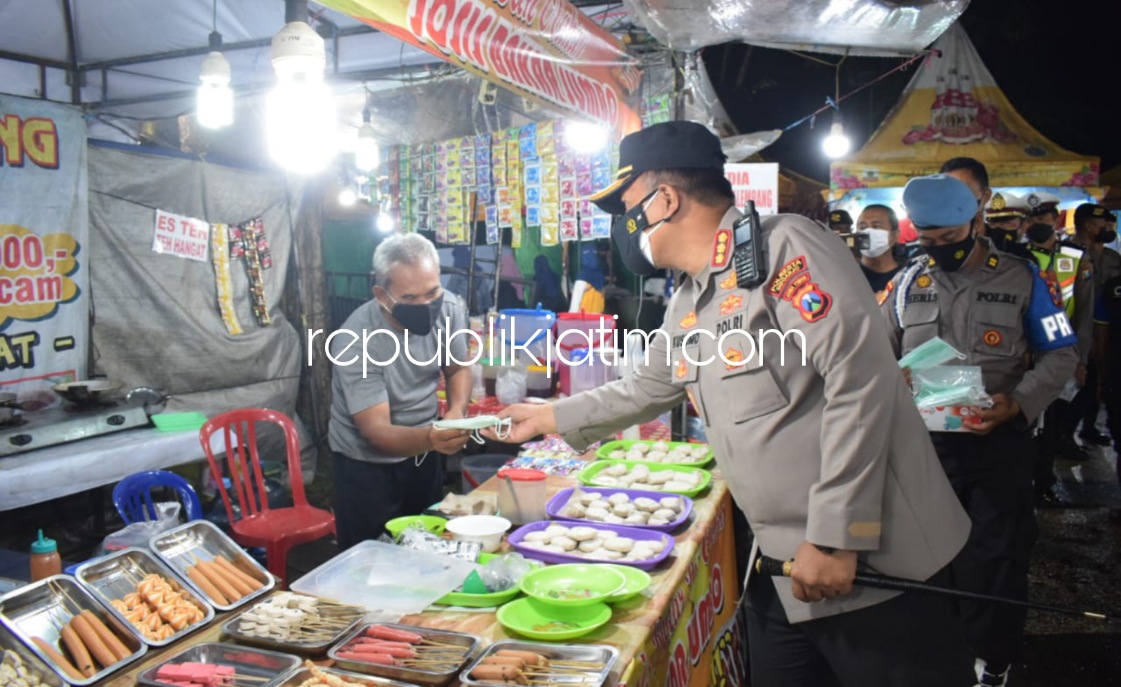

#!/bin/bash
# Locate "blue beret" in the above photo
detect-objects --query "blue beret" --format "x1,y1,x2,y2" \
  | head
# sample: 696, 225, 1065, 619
903, 174, 979, 229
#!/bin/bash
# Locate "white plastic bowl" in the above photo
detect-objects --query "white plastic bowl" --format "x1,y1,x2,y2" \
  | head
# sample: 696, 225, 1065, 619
445, 515, 512, 552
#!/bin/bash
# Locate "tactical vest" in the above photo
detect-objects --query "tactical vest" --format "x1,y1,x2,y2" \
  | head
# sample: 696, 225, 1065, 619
1029, 245, 1082, 319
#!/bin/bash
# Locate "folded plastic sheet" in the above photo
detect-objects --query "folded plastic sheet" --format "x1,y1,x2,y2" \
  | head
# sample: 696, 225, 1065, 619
621, 0, 969, 55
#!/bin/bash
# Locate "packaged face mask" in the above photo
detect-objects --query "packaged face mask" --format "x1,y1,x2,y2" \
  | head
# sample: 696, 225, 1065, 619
898, 336, 966, 372
432, 415, 512, 444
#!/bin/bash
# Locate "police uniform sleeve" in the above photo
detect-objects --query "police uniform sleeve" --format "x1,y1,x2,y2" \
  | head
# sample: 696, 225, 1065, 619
1072, 256, 1094, 365
878, 267, 915, 358
552, 326, 685, 450
763, 216, 897, 552
1012, 265, 1079, 421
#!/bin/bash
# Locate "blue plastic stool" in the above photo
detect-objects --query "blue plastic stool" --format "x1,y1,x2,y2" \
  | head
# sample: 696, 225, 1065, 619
112, 470, 203, 525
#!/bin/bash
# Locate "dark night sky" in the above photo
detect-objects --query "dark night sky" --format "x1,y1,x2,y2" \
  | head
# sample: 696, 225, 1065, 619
702, 0, 1117, 183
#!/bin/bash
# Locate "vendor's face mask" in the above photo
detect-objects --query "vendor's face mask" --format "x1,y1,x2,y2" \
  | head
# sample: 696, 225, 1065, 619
858, 228, 892, 258
381, 290, 444, 336
433, 415, 512, 444
611, 188, 674, 277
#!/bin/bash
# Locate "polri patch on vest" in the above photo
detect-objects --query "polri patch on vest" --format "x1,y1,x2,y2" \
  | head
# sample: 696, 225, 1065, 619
976, 292, 1018, 305
715, 313, 747, 337
711, 228, 732, 269
768, 256, 808, 297
783, 273, 813, 301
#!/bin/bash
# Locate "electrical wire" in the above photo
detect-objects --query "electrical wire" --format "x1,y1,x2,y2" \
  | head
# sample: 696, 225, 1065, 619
781, 50, 931, 132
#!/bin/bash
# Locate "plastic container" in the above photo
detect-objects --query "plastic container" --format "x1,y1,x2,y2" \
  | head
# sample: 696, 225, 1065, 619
29, 530, 60, 582
496, 467, 548, 524
461, 454, 512, 492
481, 357, 504, 397
495, 365, 527, 404
554, 312, 617, 351
560, 347, 618, 397
526, 365, 555, 398
498, 305, 555, 346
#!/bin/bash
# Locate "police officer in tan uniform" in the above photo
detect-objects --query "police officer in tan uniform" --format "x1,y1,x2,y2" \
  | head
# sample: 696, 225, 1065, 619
491, 122, 973, 686
883, 174, 1078, 687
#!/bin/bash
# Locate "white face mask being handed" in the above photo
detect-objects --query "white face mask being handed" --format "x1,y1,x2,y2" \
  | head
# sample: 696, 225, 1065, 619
859, 228, 892, 258
432, 415, 512, 444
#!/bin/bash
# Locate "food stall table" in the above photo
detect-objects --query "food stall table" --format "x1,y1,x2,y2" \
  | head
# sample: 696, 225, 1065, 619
93, 474, 746, 687
0, 428, 225, 511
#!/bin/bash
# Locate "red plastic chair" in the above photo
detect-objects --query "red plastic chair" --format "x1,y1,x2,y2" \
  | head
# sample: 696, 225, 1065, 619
199, 408, 335, 588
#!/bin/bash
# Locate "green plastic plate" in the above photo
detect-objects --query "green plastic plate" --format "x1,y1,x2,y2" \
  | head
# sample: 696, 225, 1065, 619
496, 597, 612, 641
600, 564, 652, 603
434, 553, 540, 608
578, 460, 713, 498
595, 439, 713, 468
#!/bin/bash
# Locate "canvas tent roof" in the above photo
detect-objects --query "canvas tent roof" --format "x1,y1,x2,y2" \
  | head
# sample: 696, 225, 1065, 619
829, 23, 1099, 193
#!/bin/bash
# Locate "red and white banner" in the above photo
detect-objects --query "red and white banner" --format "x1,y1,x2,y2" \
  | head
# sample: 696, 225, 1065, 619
0, 95, 88, 401
725, 163, 779, 216
319, 0, 643, 133
153, 209, 210, 262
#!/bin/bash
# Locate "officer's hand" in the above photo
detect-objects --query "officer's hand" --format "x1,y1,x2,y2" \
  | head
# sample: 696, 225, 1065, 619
1075, 364, 1088, 387
967, 393, 1021, 436
789, 541, 856, 603
483, 403, 558, 443
429, 426, 469, 455
901, 366, 913, 389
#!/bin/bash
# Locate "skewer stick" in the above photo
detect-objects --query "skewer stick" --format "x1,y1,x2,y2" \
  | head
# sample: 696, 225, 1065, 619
418, 638, 463, 648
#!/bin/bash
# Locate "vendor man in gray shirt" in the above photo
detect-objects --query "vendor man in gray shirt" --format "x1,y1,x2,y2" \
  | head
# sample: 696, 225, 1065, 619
328, 233, 473, 550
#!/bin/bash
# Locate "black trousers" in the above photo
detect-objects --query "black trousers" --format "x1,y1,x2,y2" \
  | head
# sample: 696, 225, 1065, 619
931, 426, 1038, 670
332, 451, 446, 551
1073, 361, 1102, 430
746, 567, 973, 687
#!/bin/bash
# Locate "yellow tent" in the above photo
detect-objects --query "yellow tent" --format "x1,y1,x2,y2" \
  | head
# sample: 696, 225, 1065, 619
830, 23, 1100, 195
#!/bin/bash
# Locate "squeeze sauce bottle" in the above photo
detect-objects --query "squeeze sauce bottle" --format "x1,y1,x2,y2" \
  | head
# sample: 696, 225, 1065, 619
30, 530, 61, 582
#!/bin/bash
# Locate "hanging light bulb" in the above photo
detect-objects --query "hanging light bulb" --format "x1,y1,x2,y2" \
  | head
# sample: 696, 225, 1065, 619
376, 212, 395, 234
338, 186, 358, 206
198, 32, 233, 129
564, 119, 610, 155
822, 121, 851, 159
355, 106, 378, 172
266, 3, 337, 174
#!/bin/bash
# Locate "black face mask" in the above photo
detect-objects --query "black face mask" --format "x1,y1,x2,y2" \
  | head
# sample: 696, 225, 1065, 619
1094, 229, 1118, 244
925, 226, 976, 273
1027, 223, 1056, 244
610, 189, 672, 277
987, 227, 1019, 252
383, 293, 443, 336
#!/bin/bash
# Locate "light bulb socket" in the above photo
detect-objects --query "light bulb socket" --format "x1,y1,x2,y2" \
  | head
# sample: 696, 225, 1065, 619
285, 0, 309, 24
208, 31, 223, 51
361, 107, 371, 125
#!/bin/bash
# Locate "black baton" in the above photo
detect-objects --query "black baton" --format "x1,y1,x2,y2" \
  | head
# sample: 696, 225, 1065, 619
755, 555, 1114, 622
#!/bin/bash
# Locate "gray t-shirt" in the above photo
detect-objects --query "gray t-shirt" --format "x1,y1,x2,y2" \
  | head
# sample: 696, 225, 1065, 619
327, 293, 469, 464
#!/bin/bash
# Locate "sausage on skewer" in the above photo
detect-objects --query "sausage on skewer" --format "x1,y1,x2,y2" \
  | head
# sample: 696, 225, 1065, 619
31, 637, 84, 681
58, 624, 94, 677
80, 610, 131, 661
71, 615, 117, 669
187, 564, 229, 605
468, 665, 530, 685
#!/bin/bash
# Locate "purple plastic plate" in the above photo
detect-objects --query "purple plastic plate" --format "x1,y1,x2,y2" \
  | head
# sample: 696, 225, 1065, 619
507, 520, 675, 571
545, 487, 694, 533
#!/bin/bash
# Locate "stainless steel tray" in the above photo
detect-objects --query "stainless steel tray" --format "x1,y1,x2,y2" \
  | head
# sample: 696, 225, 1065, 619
0, 619, 66, 687
459, 640, 619, 687
74, 547, 215, 647
149, 520, 274, 611
0, 574, 146, 686
221, 593, 364, 656
137, 641, 300, 687
328, 622, 481, 687
273, 664, 420, 687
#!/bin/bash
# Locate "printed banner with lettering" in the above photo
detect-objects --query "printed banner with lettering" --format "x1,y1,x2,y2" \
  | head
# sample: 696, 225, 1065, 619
153, 209, 210, 262
318, 0, 642, 133
725, 163, 779, 216
0, 95, 88, 402
618, 491, 747, 687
